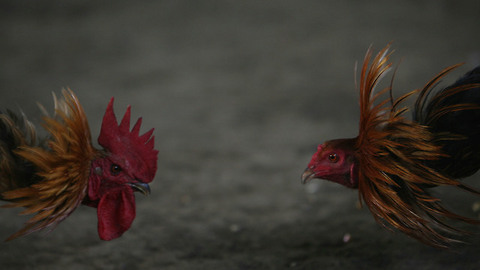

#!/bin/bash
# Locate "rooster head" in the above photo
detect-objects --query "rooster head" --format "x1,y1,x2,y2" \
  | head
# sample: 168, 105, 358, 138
85, 98, 158, 240
301, 138, 358, 188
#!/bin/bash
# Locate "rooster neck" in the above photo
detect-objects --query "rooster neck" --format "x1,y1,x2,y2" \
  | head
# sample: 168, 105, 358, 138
84, 154, 111, 205
332, 137, 359, 188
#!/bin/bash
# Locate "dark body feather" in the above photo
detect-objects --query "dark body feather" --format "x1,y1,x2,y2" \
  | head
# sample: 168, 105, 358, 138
0, 110, 38, 196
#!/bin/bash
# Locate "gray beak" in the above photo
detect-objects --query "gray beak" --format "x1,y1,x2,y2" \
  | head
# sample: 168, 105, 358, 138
301, 168, 316, 184
129, 182, 151, 196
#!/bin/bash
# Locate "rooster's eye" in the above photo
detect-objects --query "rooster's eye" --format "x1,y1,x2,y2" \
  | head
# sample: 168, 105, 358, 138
328, 153, 338, 163
111, 164, 122, 175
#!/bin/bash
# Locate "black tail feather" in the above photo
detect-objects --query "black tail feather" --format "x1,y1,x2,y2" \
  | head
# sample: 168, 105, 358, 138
416, 66, 480, 178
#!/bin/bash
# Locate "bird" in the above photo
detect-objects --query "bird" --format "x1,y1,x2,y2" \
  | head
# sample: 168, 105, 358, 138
301, 44, 480, 248
0, 89, 158, 241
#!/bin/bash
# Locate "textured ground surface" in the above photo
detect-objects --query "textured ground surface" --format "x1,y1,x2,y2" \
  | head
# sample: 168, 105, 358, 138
1, 1, 480, 269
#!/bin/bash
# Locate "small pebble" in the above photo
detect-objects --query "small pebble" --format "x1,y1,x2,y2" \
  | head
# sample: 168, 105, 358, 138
343, 233, 351, 243
229, 224, 241, 233
472, 202, 480, 212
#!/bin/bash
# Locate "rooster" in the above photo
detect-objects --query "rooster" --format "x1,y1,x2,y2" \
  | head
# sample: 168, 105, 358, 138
0, 89, 158, 241
302, 45, 480, 248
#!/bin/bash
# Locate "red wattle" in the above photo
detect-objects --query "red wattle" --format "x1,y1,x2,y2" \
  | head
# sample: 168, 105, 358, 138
97, 188, 136, 240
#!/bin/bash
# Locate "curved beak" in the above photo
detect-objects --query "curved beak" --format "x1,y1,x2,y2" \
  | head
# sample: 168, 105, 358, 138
301, 168, 316, 184
129, 182, 151, 196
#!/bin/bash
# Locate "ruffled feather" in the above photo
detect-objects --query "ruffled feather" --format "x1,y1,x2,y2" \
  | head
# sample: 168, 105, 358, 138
2, 89, 101, 240
356, 45, 479, 248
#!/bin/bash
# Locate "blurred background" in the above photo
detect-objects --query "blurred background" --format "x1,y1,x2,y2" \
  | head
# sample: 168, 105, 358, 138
0, 1, 479, 269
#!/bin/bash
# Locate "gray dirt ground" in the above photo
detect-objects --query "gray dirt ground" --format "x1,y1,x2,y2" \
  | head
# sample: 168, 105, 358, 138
1, 1, 480, 269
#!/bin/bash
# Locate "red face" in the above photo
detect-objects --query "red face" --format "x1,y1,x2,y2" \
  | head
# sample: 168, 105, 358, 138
85, 155, 152, 241
302, 139, 358, 188
87, 156, 152, 203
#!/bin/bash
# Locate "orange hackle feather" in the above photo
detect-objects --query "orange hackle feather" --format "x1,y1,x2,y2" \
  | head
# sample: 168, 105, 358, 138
1, 89, 102, 240
356, 45, 479, 248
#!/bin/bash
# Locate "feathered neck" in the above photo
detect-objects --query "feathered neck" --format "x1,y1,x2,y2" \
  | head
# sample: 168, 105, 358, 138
354, 45, 478, 248
2, 89, 100, 240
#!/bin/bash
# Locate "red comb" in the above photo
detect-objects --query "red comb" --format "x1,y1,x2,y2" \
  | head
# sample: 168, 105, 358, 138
98, 98, 158, 182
